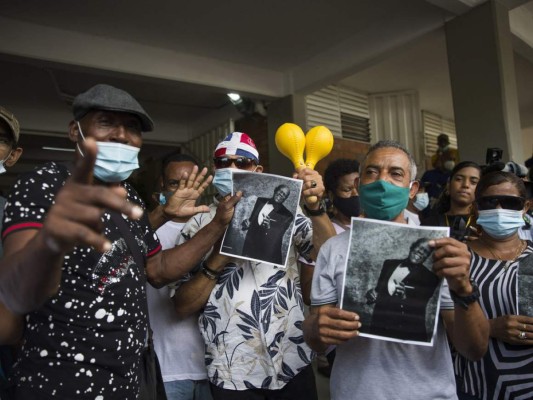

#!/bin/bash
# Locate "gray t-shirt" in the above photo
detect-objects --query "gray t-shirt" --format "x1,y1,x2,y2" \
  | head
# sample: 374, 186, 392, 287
311, 231, 458, 400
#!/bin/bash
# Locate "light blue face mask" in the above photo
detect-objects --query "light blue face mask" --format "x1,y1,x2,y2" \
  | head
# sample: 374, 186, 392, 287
158, 191, 174, 206
76, 121, 140, 183
413, 192, 429, 211
212, 168, 232, 196
477, 209, 525, 239
0, 151, 12, 175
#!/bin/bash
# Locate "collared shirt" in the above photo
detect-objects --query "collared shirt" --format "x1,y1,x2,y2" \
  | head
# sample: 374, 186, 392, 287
258, 202, 274, 225
175, 199, 314, 391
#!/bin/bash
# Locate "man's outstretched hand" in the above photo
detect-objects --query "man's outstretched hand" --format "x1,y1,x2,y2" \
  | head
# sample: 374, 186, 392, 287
41, 138, 143, 254
161, 165, 212, 220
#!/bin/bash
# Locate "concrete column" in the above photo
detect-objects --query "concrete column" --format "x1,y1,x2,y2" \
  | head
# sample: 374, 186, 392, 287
445, 0, 522, 164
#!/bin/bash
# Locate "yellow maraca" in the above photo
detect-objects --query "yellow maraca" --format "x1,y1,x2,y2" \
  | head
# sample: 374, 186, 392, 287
305, 126, 334, 169
303, 125, 334, 203
275, 123, 305, 169
275, 123, 334, 204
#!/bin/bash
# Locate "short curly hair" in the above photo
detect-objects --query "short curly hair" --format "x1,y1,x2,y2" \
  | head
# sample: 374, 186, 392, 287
324, 158, 360, 194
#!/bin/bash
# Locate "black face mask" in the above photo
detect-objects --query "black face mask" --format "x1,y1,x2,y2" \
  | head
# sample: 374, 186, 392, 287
333, 196, 361, 218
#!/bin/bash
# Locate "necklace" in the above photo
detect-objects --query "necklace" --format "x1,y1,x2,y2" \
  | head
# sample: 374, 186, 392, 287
445, 214, 472, 229
481, 238, 526, 270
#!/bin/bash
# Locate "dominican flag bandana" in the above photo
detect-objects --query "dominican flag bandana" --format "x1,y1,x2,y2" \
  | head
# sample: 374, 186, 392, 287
214, 132, 259, 162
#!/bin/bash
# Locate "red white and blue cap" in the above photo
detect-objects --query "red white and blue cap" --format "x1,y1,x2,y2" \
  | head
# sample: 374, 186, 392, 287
214, 132, 259, 163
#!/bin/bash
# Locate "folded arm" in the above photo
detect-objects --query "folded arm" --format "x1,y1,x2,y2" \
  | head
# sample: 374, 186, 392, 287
146, 193, 240, 287
173, 251, 231, 319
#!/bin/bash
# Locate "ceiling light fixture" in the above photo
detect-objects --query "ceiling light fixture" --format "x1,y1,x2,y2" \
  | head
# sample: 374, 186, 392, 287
227, 93, 241, 103
227, 93, 267, 117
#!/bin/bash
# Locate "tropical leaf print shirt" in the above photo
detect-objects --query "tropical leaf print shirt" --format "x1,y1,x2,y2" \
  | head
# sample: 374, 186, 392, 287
175, 199, 315, 391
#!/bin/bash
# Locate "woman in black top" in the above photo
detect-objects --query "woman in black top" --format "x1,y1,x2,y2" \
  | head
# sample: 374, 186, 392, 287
421, 161, 481, 241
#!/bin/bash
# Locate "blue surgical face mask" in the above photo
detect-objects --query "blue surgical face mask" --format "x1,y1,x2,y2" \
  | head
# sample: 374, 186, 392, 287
159, 192, 171, 206
76, 121, 140, 183
359, 180, 410, 221
212, 168, 232, 196
477, 209, 525, 239
413, 192, 429, 211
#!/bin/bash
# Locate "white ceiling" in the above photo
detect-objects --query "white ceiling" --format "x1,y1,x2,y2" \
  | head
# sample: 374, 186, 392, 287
340, 26, 533, 126
0, 0, 451, 71
0, 0, 531, 142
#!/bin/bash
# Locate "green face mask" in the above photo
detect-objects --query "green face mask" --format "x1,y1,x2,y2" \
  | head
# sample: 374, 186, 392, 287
359, 180, 410, 221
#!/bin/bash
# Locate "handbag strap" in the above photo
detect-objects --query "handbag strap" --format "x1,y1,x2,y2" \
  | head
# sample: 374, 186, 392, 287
108, 210, 154, 343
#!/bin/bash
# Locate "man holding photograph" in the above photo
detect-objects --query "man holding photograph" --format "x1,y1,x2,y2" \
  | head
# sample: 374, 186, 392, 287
303, 140, 489, 399
172, 132, 334, 400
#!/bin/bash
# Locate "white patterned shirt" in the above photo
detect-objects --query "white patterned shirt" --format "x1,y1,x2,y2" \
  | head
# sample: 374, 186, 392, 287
175, 199, 314, 391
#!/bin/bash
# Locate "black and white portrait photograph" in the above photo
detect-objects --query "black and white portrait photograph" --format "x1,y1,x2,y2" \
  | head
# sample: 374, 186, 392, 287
340, 218, 449, 346
518, 253, 533, 316
220, 171, 303, 266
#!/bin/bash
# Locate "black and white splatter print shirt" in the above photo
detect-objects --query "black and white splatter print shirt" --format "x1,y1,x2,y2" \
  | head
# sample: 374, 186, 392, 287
2, 162, 161, 399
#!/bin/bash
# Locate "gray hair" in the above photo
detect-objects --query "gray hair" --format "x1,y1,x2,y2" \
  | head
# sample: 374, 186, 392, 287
360, 140, 417, 181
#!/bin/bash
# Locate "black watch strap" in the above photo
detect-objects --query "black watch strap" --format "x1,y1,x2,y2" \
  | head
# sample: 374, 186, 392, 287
303, 201, 326, 216
450, 279, 480, 310
200, 260, 222, 281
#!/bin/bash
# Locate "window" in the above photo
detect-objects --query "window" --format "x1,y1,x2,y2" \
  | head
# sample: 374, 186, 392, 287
305, 85, 370, 143
422, 110, 457, 156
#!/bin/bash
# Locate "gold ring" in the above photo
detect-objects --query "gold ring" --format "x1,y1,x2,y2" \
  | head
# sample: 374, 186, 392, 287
518, 331, 527, 340
524, 324, 527, 331
310, 180, 317, 188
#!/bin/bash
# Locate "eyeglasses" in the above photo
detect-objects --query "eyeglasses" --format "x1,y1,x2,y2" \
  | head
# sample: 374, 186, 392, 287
213, 156, 256, 170
476, 195, 525, 211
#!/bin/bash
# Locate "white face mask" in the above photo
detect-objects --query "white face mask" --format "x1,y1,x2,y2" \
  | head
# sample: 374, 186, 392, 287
443, 160, 455, 171
0, 151, 12, 175
413, 192, 429, 211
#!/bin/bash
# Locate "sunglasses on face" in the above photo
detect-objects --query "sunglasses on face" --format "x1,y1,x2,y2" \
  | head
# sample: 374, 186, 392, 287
213, 156, 256, 170
476, 195, 525, 211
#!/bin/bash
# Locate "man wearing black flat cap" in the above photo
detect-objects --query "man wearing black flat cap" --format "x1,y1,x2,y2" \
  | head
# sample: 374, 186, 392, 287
0, 84, 233, 399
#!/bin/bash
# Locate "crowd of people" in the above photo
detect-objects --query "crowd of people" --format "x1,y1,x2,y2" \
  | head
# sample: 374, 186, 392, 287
0, 84, 531, 400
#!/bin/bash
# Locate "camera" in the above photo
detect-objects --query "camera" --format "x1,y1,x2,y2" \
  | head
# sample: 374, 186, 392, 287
485, 148, 503, 165
482, 147, 505, 175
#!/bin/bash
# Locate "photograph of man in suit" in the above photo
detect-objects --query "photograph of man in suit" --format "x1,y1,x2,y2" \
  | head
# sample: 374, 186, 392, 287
365, 238, 440, 342
241, 184, 294, 265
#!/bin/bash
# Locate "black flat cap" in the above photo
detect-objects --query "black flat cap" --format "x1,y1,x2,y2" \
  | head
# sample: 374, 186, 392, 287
72, 84, 154, 132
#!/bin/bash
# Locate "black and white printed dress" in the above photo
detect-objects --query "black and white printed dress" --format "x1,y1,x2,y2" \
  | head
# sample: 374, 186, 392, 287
454, 241, 533, 400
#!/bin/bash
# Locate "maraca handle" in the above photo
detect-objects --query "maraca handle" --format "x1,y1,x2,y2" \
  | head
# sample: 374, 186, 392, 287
306, 195, 318, 204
